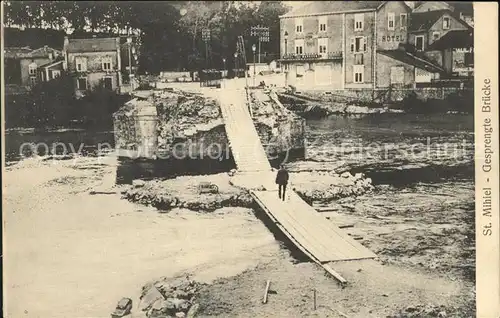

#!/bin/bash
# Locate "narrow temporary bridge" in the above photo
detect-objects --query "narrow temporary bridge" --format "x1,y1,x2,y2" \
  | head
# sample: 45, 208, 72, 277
206, 87, 377, 285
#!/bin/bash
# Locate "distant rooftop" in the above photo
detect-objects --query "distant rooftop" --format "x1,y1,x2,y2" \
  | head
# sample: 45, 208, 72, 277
4, 45, 61, 59
428, 30, 473, 50
409, 9, 471, 32
280, 1, 385, 18
66, 37, 119, 53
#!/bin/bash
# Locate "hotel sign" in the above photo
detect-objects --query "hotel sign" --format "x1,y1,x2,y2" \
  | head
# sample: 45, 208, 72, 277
452, 47, 474, 73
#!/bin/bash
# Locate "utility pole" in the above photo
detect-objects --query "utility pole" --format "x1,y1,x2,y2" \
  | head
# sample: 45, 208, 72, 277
202, 28, 211, 70
127, 36, 132, 83
252, 44, 256, 87
251, 25, 270, 64
234, 52, 238, 78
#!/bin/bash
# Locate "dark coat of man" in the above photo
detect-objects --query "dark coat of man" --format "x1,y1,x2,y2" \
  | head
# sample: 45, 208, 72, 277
275, 166, 289, 185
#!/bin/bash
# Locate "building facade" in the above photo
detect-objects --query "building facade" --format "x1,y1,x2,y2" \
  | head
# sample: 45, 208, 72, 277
4, 46, 62, 88
63, 36, 122, 95
279, 1, 445, 90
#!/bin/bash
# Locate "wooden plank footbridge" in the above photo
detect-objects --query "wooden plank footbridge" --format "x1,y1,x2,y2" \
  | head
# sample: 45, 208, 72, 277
205, 88, 377, 285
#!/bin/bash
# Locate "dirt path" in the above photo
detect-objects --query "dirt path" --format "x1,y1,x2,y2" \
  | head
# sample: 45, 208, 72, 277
3, 156, 280, 318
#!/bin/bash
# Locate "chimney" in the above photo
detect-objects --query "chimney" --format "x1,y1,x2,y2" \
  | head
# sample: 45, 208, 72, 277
64, 36, 69, 50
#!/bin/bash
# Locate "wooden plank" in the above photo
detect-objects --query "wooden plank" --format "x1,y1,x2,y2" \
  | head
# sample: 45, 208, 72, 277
286, 193, 360, 260
322, 264, 347, 286
262, 280, 271, 304
260, 191, 350, 261
253, 192, 332, 261
278, 194, 352, 261
291, 194, 376, 259
255, 190, 376, 262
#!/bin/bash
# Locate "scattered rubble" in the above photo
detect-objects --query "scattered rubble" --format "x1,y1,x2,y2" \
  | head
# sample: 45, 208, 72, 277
140, 276, 206, 318
388, 303, 474, 318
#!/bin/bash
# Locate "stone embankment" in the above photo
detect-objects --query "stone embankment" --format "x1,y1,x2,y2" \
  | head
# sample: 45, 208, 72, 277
123, 169, 374, 212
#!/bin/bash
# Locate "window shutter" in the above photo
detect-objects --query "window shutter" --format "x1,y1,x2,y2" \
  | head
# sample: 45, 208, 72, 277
363, 37, 368, 52
350, 38, 355, 52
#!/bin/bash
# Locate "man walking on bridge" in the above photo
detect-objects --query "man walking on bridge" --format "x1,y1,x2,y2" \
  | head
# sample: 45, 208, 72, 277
275, 164, 289, 201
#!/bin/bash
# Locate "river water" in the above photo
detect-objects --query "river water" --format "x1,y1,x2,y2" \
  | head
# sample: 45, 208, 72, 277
4, 114, 474, 185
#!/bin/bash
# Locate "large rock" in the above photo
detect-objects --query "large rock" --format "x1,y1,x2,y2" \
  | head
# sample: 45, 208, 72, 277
140, 285, 165, 312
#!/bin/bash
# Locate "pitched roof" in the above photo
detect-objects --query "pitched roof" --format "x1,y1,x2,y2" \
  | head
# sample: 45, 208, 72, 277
428, 30, 473, 50
38, 58, 64, 69
4, 46, 33, 58
24, 46, 62, 58
66, 37, 119, 53
378, 48, 445, 73
4, 46, 61, 59
409, 9, 472, 32
409, 9, 449, 31
281, 1, 385, 18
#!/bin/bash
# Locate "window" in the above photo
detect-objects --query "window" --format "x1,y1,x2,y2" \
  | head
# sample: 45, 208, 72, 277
400, 14, 407, 29
29, 76, 37, 86
77, 77, 87, 90
415, 35, 425, 51
388, 12, 395, 30
75, 57, 87, 72
295, 39, 304, 54
355, 13, 364, 31
443, 17, 450, 29
295, 18, 303, 33
354, 53, 364, 65
319, 16, 327, 32
464, 51, 473, 66
318, 38, 328, 55
352, 36, 366, 53
28, 62, 37, 75
353, 65, 364, 83
52, 70, 61, 79
432, 32, 440, 40
103, 77, 113, 90
102, 57, 112, 71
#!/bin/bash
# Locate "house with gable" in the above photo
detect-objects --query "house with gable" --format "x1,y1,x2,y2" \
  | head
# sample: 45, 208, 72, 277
62, 36, 123, 95
4, 46, 62, 89
408, 9, 471, 52
279, 1, 444, 90
412, 1, 474, 27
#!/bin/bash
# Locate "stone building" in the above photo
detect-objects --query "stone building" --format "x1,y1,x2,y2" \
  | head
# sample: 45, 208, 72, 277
62, 36, 123, 96
408, 9, 471, 52
279, 1, 444, 90
4, 46, 62, 88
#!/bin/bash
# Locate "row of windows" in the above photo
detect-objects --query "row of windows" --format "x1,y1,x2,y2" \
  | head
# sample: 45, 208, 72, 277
76, 77, 113, 90
292, 36, 368, 56
294, 12, 408, 34
29, 70, 61, 86
75, 57, 114, 72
